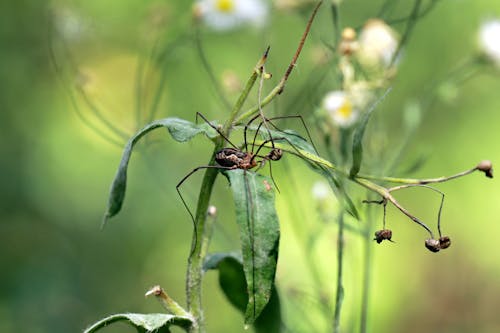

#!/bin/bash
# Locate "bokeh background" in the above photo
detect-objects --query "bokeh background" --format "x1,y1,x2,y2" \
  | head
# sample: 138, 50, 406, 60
1, 0, 499, 332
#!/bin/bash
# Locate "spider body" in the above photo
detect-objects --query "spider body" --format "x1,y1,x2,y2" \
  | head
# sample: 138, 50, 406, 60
215, 148, 257, 169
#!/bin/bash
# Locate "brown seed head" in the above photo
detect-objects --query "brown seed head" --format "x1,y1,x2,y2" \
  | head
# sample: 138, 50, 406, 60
374, 229, 393, 244
438, 236, 451, 249
476, 160, 493, 178
425, 239, 441, 253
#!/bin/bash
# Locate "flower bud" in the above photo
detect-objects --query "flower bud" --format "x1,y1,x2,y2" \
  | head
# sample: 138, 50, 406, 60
207, 205, 217, 217
425, 239, 440, 253
438, 236, 451, 250
374, 229, 393, 244
339, 27, 358, 56
476, 160, 493, 178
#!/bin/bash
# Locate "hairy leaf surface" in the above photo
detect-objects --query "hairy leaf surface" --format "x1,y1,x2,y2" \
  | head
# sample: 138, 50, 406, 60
84, 313, 192, 333
224, 170, 280, 325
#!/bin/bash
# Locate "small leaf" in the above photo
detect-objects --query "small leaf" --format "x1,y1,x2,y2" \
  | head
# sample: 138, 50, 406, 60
350, 88, 392, 177
204, 252, 282, 333
224, 170, 280, 326
84, 313, 192, 333
102, 118, 217, 227
204, 252, 247, 312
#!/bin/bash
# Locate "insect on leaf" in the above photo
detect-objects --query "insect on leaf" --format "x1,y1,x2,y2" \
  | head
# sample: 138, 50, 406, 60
84, 313, 192, 333
102, 118, 217, 227
224, 170, 280, 326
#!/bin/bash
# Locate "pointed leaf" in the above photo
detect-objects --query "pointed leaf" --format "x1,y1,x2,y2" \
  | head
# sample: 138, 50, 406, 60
224, 170, 280, 325
102, 118, 217, 226
204, 252, 282, 333
350, 88, 391, 177
84, 313, 192, 333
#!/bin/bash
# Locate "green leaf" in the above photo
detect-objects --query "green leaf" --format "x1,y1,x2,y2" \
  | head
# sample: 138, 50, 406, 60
102, 118, 217, 226
203, 252, 247, 312
204, 252, 282, 333
224, 170, 280, 326
350, 88, 392, 177
84, 313, 192, 333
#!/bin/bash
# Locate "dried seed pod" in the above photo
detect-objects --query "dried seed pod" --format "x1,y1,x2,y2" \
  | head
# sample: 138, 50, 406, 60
425, 239, 441, 252
374, 229, 393, 244
476, 160, 493, 178
438, 236, 451, 249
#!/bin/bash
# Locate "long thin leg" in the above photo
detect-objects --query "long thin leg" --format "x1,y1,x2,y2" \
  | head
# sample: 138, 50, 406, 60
253, 115, 320, 156
195, 112, 238, 149
176, 165, 235, 254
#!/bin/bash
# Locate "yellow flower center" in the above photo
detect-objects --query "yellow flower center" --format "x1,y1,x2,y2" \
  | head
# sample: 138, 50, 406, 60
215, 0, 235, 12
338, 100, 353, 119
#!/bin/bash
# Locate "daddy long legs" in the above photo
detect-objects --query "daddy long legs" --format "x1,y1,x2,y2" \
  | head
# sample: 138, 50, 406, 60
176, 111, 319, 243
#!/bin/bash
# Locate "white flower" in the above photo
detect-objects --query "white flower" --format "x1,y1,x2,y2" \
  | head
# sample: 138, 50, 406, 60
322, 91, 359, 128
311, 181, 330, 201
478, 19, 500, 66
194, 0, 268, 31
358, 19, 399, 68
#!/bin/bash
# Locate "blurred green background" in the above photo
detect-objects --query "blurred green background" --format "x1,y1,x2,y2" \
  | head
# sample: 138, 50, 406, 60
0, 0, 499, 332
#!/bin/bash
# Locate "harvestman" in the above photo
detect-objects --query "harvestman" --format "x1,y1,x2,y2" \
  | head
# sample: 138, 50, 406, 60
176, 111, 319, 227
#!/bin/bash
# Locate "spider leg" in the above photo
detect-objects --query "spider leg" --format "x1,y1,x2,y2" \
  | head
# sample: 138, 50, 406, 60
176, 164, 235, 254
195, 112, 238, 149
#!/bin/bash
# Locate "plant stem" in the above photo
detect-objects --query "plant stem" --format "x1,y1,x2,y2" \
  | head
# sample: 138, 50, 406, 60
235, 1, 323, 125
333, 211, 345, 333
185, 156, 219, 333
185, 51, 267, 332
359, 203, 374, 333
356, 166, 477, 185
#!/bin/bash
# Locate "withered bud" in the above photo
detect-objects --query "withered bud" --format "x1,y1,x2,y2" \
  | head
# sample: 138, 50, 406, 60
374, 229, 393, 244
425, 239, 441, 253
207, 205, 217, 218
145, 285, 162, 297
476, 160, 493, 178
438, 236, 451, 249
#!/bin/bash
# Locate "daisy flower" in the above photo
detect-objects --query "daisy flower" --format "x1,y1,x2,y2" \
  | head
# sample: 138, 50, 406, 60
194, 0, 268, 31
478, 19, 500, 66
322, 91, 359, 128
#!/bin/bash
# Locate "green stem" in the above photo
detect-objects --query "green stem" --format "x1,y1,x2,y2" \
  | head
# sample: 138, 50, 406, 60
235, 1, 323, 125
185, 157, 219, 333
333, 211, 345, 333
356, 167, 477, 185
185, 52, 266, 332
359, 202, 374, 333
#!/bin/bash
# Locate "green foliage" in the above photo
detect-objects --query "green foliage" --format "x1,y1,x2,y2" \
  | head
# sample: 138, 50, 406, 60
102, 118, 217, 225
84, 313, 192, 333
350, 88, 392, 178
224, 170, 280, 325
203, 252, 282, 333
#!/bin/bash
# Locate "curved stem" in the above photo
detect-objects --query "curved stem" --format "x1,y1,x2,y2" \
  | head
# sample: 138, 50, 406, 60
235, 1, 323, 124
357, 167, 477, 185
185, 48, 272, 333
